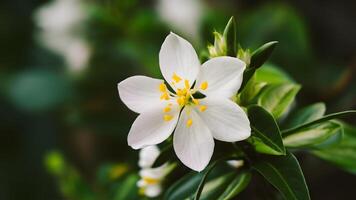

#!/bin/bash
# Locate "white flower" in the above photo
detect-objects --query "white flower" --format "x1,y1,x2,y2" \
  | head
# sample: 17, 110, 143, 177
118, 32, 251, 171
34, 0, 91, 72
227, 160, 244, 169
137, 146, 166, 198
156, 0, 203, 41
138, 145, 160, 168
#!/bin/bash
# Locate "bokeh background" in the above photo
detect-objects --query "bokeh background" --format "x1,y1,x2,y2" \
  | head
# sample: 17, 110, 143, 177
0, 0, 355, 199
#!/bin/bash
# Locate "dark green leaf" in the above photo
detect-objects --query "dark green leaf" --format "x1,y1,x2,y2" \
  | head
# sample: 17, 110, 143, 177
258, 83, 301, 119
313, 123, 356, 174
283, 102, 326, 129
247, 105, 285, 155
249, 41, 278, 69
253, 152, 310, 200
283, 121, 343, 148
164, 172, 203, 200
223, 16, 237, 57
282, 110, 356, 136
194, 159, 221, 200
217, 172, 251, 200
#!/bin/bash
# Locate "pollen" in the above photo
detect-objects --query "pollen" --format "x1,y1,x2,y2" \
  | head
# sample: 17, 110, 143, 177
163, 114, 173, 121
199, 105, 207, 112
172, 73, 182, 83
160, 92, 169, 100
200, 81, 208, 90
163, 106, 171, 113
186, 118, 193, 127
159, 83, 167, 92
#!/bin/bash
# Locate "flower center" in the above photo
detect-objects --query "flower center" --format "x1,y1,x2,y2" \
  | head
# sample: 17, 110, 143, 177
158, 73, 209, 125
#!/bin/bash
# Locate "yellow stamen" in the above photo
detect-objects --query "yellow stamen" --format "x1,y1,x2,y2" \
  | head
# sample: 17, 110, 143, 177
192, 99, 199, 105
163, 115, 173, 121
172, 73, 182, 83
159, 83, 167, 92
177, 96, 186, 106
160, 92, 169, 100
184, 80, 190, 89
143, 177, 160, 184
200, 81, 208, 90
186, 119, 193, 127
163, 106, 171, 113
199, 105, 207, 112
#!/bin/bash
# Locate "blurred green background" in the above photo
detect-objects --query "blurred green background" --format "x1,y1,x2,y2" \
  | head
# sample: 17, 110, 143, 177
0, 0, 355, 199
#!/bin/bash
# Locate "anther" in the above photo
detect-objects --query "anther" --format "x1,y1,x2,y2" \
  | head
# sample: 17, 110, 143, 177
163, 115, 173, 121
200, 81, 208, 90
186, 119, 193, 127
172, 73, 182, 83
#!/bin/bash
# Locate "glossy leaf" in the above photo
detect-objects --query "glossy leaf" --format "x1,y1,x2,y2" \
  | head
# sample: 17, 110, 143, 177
247, 105, 285, 155
250, 41, 278, 69
217, 172, 251, 200
282, 110, 356, 136
313, 123, 356, 174
283, 121, 343, 148
283, 102, 326, 129
223, 16, 237, 57
252, 152, 310, 200
164, 172, 203, 200
239, 41, 278, 91
258, 83, 301, 119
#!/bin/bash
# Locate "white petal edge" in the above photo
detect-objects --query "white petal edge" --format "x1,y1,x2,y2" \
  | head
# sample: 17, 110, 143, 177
138, 145, 160, 168
173, 107, 214, 172
195, 56, 246, 99
118, 75, 164, 113
159, 32, 200, 90
197, 97, 251, 142
145, 184, 162, 197
128, 104, 179, 149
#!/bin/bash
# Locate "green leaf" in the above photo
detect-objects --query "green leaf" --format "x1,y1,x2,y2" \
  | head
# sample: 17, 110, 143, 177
113, 174, 140, 200
223, 16, 237, 57
217, 172, 251, 200
252, 152, 310, 200
164, 172, 203, 200
247, 105, 285, 155
283, 102, 326, 129
283, 121, 343, 148
239, 74, 267, 105
250, 41, 278, 69
255, 64, 294, 84
282, 110, 356, 136
258, 83, 301, 119
238, 42, 278, 92
313, 123, 356, 174
194, 159, 221, 200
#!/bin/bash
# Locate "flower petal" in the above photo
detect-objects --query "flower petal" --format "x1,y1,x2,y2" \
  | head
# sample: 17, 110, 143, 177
139, 145, 160, 168
128, 104, 179, 149
159, 32, 200, 89
118, 75, 164, 113
173, 107, 214, 171
195, 56, 246, 99
145, 184, 162, 197
197, 97, 251, 142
